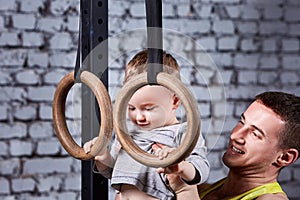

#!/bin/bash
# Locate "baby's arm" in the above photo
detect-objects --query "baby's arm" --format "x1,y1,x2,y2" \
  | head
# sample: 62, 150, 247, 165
153, 144, 200, 183
83, 137, 115, 172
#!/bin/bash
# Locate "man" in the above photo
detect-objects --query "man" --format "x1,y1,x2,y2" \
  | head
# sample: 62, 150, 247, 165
160, 91, 300, 200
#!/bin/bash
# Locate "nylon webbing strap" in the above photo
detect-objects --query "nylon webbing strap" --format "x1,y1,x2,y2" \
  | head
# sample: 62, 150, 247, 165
146, 0, 163, 84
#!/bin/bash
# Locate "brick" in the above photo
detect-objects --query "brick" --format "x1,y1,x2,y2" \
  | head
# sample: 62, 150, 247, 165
207, 168, 228, 184
29, 122, 53, 138
0, 0, 17, 11
238, 71, 257, 84
109, 1, 129, 16
36, 176, 61, 192
241, 38, 259, 52
130, 2, 145, 17
241, 6, 260, 20
50, 0, 79, 16
234, 54, 259, 69
281, 181, 300, 199
280, 72, 299, 84
64, 174, 81, 190
0, 178, 9, 194
44, 69, 68, 84
258, 71, 278, 85
218, 36, 238, 51
0, 122, 27, 139
49, 51, 77, 67
278, 167, 292, 182
191, 86, 210, 101
37, 140, 60, 155
37, 18, 63, 32
22, 32, 44, 47
259, 22, 287, 35
219, 70, 233, 85
54, 192, 78, 200
0, 16, 4, 29
197, 37, 216, 51
13, 104, 37, 121
282, 55, 300, 70
289, 24, 300, 36
225, 5, 241, 18
28, 51, 48, 67
15, 70, 40, 85
39, 104, 53, 120
10, 140, 33, 156
227, 85, 265, 100
180, 19, 211, 34
262, 38, 277, 52
284, 7, 300, 22
177, 4, 190, 17
64, 16, 79, 32
212, 20, 235, 34
20, 0, 46, 13
263, 6, 282, 20
49, 32, 73, 50
282, 39, 299, 52
12, 14, 36, 30
213, 101, 227, 118
211, 52, 233, 68
0, 141, 8, 156
260, 55, 279, 69
27, 86, 56, 102
206, 134, 227, 150
12, 178, 35, 193
0, 32, 20, 46
162, 3, 175, 17
23, 158, 73, 174
0, 158, 20, 175
0, 104, 8, 120
0, 50, 26, 66
198, 103, 210, 117
207, 152, 222, 168
237, 22, 257, 34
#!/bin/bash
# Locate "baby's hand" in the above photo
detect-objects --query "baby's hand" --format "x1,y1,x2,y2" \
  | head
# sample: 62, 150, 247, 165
153, 143, 175, 160
83, 137, 98, 154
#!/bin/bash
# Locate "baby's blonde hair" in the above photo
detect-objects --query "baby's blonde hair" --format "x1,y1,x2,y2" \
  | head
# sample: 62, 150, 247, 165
124, 49, 181, 84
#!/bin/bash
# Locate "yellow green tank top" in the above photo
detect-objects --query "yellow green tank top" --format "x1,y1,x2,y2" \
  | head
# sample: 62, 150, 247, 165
199, 178, 286, 200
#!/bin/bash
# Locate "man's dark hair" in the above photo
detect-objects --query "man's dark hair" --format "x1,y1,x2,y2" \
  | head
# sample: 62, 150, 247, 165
255, 91, 300, 159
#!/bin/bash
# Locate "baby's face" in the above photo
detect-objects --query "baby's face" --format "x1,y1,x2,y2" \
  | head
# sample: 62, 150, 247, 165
128, 85, 179, 131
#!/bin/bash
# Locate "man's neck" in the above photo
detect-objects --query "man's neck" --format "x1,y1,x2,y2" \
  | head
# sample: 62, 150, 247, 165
218, 170, 279, 198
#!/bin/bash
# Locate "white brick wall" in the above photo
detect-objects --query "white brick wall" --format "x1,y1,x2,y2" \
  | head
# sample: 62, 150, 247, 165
0, 0, 299, 199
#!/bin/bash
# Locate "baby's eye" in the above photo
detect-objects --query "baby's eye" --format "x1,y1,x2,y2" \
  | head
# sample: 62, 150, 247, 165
128, 106, 135, 111
145, 107, 154, 111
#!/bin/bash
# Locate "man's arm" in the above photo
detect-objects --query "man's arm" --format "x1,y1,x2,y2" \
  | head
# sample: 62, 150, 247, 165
166, 174, 200, 200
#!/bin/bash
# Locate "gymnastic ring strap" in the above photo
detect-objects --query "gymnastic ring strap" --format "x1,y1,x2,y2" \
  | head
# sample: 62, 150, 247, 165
113, 72, 201, 168
52, 71, 113, 160
146, 0, 163, 84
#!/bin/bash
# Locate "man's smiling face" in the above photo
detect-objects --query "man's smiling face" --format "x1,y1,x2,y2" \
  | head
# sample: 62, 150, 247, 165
222, 101, 285, 173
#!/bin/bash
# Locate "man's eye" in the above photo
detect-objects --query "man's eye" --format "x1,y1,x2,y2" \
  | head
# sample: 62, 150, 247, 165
239, 120, 245, 125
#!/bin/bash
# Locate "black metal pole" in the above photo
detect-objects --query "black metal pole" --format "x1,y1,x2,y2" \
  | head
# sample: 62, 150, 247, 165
81, 0, 108, 200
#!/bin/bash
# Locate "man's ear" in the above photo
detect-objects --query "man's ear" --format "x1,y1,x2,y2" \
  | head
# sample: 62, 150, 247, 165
277, 148, 299, 167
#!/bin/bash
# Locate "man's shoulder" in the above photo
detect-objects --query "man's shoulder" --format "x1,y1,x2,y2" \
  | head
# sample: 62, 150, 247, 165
256, 193, 288, 200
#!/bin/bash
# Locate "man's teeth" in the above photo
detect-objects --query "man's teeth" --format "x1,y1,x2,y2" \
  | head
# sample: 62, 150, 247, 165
232, 146, 243, 154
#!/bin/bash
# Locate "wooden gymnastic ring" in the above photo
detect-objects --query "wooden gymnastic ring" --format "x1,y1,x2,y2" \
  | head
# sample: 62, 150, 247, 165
52, 71, 113, 160
113, 72, 200, 168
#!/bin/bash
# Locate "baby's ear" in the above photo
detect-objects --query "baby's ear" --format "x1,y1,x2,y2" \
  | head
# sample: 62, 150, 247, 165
172, 95, 181, 109
276, 148, 298, 167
